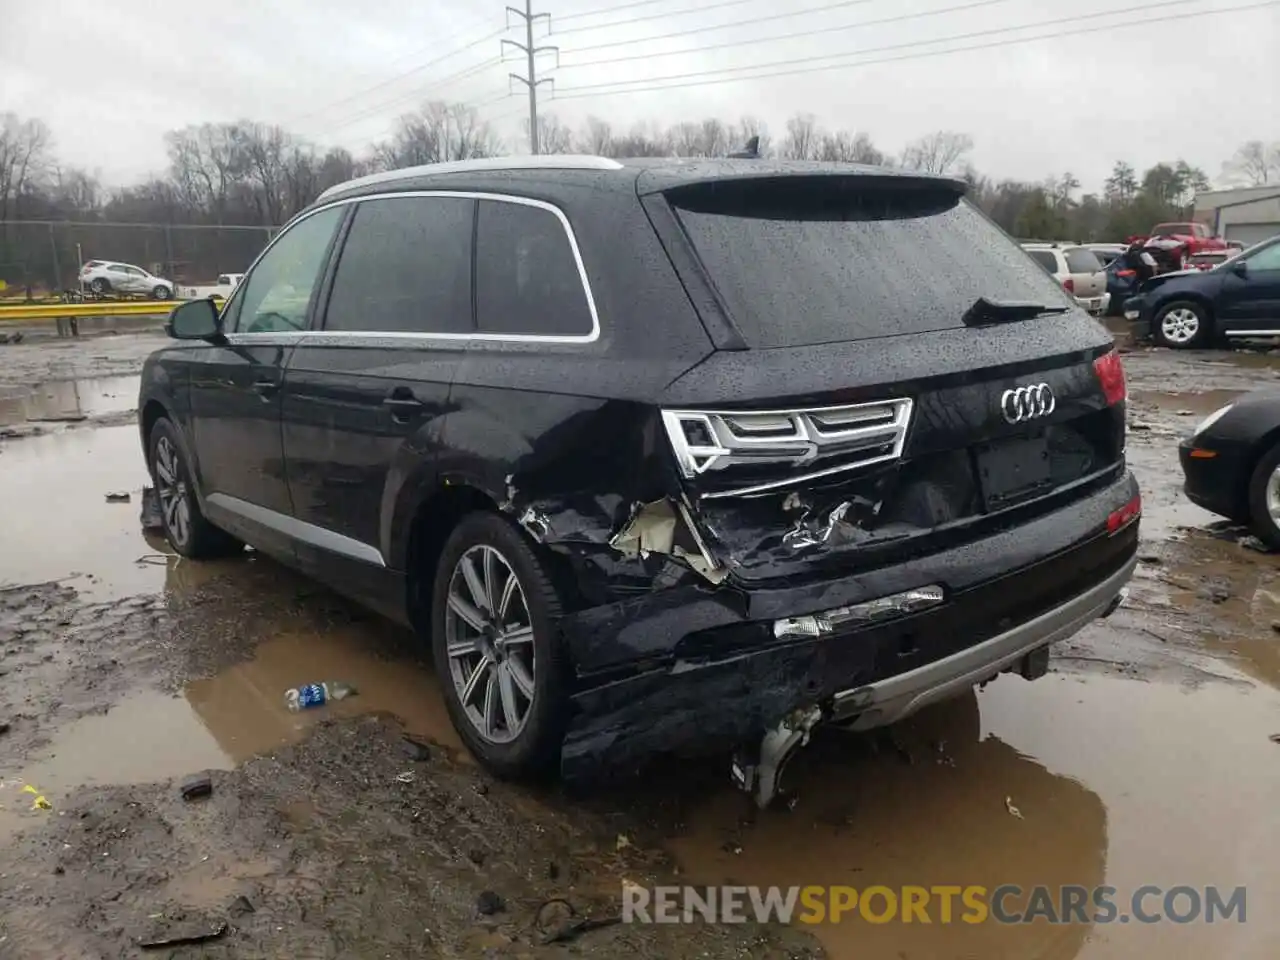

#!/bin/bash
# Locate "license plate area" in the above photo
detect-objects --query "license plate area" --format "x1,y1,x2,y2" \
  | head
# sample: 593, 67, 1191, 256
975, 433, 1052, 510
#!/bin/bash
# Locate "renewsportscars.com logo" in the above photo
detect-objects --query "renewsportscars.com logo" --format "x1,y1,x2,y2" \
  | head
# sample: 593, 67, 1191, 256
622, 884, 1247, 926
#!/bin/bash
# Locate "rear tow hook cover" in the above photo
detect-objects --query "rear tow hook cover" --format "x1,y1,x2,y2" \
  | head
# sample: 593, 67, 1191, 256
731, 705, 824, 809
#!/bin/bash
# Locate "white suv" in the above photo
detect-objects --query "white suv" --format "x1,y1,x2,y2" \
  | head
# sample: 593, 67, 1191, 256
1022, 243, 1110, 316
80, 260, 174, 299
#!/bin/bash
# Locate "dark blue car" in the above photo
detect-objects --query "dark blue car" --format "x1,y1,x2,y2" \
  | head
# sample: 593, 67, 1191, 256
1124, 236, 1280, 348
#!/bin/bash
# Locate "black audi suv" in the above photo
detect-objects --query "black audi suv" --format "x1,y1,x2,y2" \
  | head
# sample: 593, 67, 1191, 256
138, 155, 1139, 804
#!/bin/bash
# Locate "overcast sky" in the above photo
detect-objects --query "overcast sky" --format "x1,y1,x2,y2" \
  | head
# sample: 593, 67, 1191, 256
2, 0, 1277, 192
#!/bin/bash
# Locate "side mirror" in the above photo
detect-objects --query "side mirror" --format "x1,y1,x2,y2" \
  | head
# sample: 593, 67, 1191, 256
166, 298, 223, 341
1230, 260, 1248, 277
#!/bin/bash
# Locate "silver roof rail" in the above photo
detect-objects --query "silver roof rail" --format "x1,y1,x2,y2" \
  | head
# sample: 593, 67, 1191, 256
317, 155, 626, 202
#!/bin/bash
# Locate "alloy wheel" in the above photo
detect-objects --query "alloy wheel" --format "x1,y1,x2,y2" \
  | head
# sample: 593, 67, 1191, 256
1266, 466, 1280, 526
154, 435, 192, 548
1160, 308, 1200, 345
443, 544, 536, 744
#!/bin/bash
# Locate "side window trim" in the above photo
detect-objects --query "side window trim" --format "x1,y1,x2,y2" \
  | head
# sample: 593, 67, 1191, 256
236, 190, 600, 345
310, 202, 359, 334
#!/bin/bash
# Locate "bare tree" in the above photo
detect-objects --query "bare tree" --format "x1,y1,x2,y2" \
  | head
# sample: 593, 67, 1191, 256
815, 130, 886, 165
165, 124, 243, 223
0, 113, 53, 220
525, 114, 574, 154
375, 102, 498, 172
233, 121, 293, 225
900, 130, 974, 175
670, 121, 703, 157
781, 113, 819, 160
577, 116, 614, 156
1222, 140, 1280, 186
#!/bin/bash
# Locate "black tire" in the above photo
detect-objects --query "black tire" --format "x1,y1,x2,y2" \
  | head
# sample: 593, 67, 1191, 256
151, 285, 172, 300
147, 417, 241, 559
88, 277, 110, 295
1246, 441, 1280, 551
1152, 300, 1211, 350
429, 511, 568, 780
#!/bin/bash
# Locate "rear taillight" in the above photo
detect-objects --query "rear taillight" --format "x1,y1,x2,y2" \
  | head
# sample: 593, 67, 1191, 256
1117, 269, 1136, 278
1107, 493, 1141, 534
1093, 350, 1126, 406
1063, 276, 1075, 294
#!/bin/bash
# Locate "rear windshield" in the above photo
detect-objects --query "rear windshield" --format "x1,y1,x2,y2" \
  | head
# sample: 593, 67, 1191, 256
1152, 223, 1192, 236
669, 180, 1065, 348
1064, 248, 1103, 274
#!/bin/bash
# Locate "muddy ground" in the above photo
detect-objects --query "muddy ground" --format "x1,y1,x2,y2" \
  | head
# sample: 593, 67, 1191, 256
1, 327, 1279, 959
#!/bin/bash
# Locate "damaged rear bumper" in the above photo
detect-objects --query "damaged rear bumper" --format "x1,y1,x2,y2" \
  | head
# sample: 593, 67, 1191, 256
559, 470, 1140, 784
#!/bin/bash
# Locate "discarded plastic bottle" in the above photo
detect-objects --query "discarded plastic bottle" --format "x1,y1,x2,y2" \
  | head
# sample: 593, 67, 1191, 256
284, 681, 357, 712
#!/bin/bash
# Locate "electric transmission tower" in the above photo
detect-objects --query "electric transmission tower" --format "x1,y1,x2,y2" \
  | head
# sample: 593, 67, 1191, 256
503, 1, 558, 154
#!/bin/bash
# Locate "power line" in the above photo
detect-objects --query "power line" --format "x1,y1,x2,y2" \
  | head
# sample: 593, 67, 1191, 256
555, 0, 1214, 94
292, 27, 505, 128
551, 0, 776, 35
557, 0, 753, 22
560, 0, 1017, 68
321, 57, 505, 136
504, 0, 558, 154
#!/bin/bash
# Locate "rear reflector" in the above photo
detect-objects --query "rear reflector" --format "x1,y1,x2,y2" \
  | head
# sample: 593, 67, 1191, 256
1093, 351, 1127, 406
1063, 276, 1075, 294
1188, 448, 1217, 459
1107, 493, 1141, 534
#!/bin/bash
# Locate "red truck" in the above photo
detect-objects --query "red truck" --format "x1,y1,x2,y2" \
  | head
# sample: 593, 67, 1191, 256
1146, 222, 1229, 255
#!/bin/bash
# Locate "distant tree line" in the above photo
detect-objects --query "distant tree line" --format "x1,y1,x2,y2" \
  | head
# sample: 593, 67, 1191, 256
2, 105, 1277, 262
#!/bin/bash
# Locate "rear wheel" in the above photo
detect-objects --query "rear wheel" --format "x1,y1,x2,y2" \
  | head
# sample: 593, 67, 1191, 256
1153, 300, 1210, 349
148, 418, 241, 559
88, 277, 110, 295
430, 511, 568, 779
151, 285, 171, 300
1246, 442, 1280, 551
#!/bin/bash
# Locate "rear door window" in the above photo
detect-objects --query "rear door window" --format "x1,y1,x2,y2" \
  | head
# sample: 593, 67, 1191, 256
1028, 250, 1059, 273
324, 196, 474, 334
474, 199, 595, 338
1064, 248, 1103, 274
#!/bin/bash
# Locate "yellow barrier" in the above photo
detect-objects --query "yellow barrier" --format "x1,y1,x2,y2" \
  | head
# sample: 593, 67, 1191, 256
0, 297, 222, 326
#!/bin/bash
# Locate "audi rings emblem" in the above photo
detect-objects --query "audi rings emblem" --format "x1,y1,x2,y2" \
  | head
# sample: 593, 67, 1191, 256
1000, 383, 1056, 424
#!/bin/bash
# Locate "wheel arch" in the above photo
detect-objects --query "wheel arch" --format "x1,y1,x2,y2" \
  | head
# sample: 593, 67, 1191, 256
1238, 426, 1280, 519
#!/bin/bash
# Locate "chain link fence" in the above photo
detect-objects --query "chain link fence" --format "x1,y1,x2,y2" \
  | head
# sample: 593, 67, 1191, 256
0, 221, 277, 297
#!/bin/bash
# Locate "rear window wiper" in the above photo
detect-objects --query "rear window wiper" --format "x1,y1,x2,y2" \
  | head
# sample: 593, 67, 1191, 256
962, 297, 1068, 327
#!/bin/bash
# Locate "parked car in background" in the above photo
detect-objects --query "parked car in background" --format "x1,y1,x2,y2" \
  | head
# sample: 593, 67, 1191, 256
1179, 390, 1280, 548
139, 156, 1137, 806
1022, 243, 1111, 315
1124, 235, 1280, 348
80, 260, 174, 299
1188, 250, 1233, 271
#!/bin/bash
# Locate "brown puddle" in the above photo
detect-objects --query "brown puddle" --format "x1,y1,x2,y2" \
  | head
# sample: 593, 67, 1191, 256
1130, 387, 1243, 418
0, 424, 161, 599
666, 672, 1280, 960
0, 375, 139, 426
2, 621, 462, 836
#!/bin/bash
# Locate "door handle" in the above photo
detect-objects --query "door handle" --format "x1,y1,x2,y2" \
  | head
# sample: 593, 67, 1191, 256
383, 388, 425, 419
253, 379, 281, 397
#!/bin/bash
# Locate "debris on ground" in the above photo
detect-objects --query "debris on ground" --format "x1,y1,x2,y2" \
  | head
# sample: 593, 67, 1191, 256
227, 895, 255, 918
139, 485, 164, 531
180, 773, 213, 801
394, 771, 416, 784
1139, 554, 1164, 565
0, 719, 10, 736
284, 680, 357, 711
105, 491, 131, 503
402, 736, 431, 761
1197, 582, 1231, 604
615, 833, 632, 852
1005, 796, 1024, 819
138, 917, 227, 950
475, 890, 505, 916
22, 784, 52, 810
535, 896, 624, 946
1241, 535, 1274, 554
